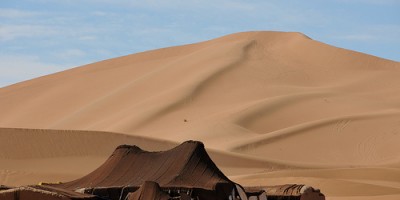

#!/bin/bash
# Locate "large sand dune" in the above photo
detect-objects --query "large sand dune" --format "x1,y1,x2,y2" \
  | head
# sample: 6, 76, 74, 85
0, 31, 399, 199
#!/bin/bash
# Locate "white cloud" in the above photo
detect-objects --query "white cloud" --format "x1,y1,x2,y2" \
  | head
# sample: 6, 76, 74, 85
0, 24, 57, 41
53, 0, 262, 12
0, 55, 71, 88
54, 49, 87, 60
78, 35, 97, 41
0, 8, 40, 18
335, 0, 400, 5
91, 11, 110, 17
331, 25, 400, 43
334, 34, 377, 41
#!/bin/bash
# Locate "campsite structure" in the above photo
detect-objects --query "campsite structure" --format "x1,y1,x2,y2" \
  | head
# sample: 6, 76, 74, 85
0, 141, 325, 200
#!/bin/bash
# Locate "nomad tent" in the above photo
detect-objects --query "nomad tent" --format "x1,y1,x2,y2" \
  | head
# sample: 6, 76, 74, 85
51, 141, 247, 200
1, 141, 324, 200
246, 184, 325, 200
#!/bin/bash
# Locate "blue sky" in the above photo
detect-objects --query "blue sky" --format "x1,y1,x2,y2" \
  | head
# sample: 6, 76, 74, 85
1, 0, 399, 87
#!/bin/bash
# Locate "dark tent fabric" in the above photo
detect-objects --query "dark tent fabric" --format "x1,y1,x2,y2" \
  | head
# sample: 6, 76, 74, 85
2, 141, 325, 200
41, 141, 324, 200
0, 185, 13, 191
246, 184, 325, 200
54, 141, 233, 191
126, 181, 170, 200
0, 185, 99, 200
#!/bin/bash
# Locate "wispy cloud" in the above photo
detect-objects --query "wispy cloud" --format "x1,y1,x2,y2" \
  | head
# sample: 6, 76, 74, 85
334, 34, 377, 41
78, 35, 97, 41
331, 24, 400, 43
0, 24, 57, 41
0, 8, 40, 18
335, 0, 400, 5
91, 11, 109, 17
86, 0, 258, 11
54, 49, 87, 60
0, 54, 69, 88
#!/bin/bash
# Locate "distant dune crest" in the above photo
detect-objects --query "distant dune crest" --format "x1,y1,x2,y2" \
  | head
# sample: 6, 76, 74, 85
0, 31, 399, 200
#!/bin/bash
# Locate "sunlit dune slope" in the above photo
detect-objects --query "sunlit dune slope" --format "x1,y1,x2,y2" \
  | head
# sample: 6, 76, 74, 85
1, 31, 399, 167
0, 128, 294, 186
1, 31, 400, 200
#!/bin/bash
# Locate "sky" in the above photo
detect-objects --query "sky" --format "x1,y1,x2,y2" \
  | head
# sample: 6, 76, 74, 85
1, 0, 399, 88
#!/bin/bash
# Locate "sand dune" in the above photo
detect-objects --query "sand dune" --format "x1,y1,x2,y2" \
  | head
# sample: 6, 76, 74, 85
0, 31, 399, 199
0, 128, 296, 186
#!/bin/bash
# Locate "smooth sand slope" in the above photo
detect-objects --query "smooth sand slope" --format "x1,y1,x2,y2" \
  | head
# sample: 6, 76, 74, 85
0, 31, 400, 199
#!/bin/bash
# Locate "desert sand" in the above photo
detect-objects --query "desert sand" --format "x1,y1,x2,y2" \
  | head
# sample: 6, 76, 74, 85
0, 31, 399, 200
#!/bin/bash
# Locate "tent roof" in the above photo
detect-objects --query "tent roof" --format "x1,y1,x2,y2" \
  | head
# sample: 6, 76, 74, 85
55, 141, 233, 190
